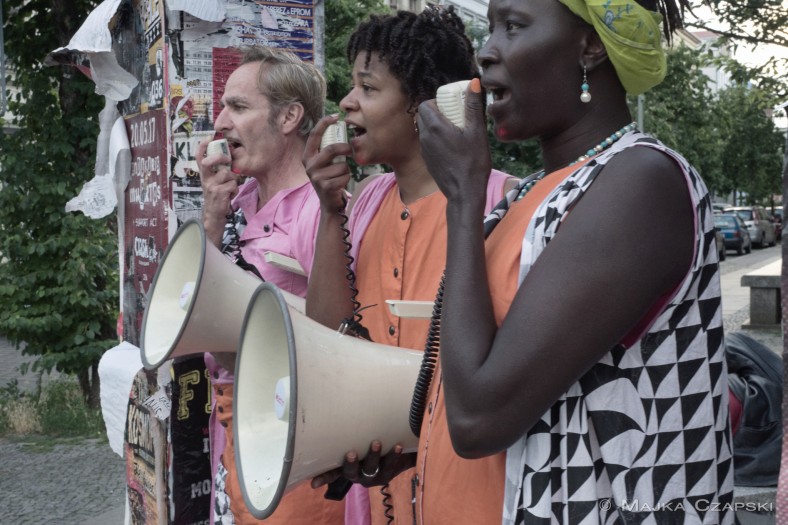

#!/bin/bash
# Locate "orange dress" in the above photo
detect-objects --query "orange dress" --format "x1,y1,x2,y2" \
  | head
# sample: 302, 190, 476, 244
413, 165, 579, 524
354, 172, 512, 525
355, 187, 446, 525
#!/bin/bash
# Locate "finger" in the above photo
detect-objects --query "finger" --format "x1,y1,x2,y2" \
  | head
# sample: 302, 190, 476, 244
305, 147, 353, 184
360, 440, 382, 480
196, 138, 211, 164
202, 172, 235, 195
311, 151, 353, 179
311, 467, 342, 489
463, 77, 485, 129
304, 114, 341, 163
320, 142, 353, 162
342, 451, 360, 481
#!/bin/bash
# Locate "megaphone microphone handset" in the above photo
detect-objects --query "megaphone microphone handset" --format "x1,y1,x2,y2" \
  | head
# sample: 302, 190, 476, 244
436, 80, 471, 129
206, 138, 231, 171
320, 120, 348, 164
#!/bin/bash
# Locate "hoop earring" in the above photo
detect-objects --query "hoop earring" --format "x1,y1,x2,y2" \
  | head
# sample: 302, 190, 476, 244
580, 65, 591, 103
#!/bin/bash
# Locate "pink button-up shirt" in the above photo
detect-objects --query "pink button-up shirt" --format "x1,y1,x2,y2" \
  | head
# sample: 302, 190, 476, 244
205, 177, 322, 516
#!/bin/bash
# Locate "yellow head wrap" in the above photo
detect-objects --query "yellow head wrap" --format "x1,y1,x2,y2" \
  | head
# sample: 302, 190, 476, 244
558, 0, 666, 95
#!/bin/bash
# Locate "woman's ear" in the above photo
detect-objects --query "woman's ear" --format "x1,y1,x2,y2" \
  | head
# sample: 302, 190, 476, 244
580, 29, 608, 71
280, 102, 306, 135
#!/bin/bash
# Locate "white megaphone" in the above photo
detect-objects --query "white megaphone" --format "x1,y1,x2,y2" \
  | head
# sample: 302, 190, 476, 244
233, 283, 422, 519
139, 219, 305, 370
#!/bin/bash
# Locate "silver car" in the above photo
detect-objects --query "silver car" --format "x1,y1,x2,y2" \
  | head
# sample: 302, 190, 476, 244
724, 206, 776, 248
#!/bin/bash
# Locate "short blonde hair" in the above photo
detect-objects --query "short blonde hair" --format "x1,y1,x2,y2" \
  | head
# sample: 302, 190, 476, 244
241, 47, 326, 137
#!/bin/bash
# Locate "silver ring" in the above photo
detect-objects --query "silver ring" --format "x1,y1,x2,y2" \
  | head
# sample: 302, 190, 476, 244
361, 466, 379, 479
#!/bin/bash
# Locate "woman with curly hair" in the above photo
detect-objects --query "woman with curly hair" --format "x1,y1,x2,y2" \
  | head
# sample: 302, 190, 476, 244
303, 7, 517, 525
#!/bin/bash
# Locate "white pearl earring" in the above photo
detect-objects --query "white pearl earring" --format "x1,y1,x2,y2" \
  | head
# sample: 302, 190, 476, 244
580, 65, 591, 103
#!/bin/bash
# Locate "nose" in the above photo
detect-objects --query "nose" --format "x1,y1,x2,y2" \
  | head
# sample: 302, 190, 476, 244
340, 89, 358, 113
477, 36, 498, 70
214, 106, 230, 133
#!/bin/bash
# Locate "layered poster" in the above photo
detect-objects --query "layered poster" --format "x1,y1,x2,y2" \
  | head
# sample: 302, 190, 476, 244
126, 369, 169, 524
112, 0, 170, 345
111, 2, 318, 522
169, 0, 317, 227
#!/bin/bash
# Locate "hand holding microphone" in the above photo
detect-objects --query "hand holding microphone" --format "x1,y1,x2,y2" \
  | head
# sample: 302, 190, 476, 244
303, 115, 352, 213
417, 78, 492, 206
197, 137, 241, 247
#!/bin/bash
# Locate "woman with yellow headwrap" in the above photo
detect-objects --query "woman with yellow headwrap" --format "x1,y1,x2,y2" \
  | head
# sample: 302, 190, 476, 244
330, 0, 735, 522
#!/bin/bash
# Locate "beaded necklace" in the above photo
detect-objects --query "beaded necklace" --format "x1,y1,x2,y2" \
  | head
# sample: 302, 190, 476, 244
515, 122, 637, 201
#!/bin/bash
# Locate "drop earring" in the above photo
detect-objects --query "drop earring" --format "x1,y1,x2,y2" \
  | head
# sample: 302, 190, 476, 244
413, 116, 419, 134
580, 65, 591, 103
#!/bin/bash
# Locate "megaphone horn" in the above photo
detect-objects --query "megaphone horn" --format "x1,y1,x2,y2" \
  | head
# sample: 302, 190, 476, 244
234, 283, 422, 519
139, 219, 304, 370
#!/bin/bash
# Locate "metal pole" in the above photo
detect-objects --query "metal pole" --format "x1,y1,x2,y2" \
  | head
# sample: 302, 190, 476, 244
637, 94, 644, 131
0, 0, 6, 116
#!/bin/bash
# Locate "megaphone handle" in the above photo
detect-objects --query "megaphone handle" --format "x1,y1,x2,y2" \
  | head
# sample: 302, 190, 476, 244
323, 477, 353, 501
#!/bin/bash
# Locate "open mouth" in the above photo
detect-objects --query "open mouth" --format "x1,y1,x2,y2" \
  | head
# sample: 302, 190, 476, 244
346, 123, 367, 139
488, 87, 507, 102
226, 139, 242, 150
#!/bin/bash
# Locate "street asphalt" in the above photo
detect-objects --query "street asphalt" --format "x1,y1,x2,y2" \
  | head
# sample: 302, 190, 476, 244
0, 245, 782, 524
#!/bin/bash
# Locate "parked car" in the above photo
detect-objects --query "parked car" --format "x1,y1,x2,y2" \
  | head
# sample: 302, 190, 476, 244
772, 205, 782, 241
723, 206, 776, 248
713, 225, 726, 261
714, 213, 752, 255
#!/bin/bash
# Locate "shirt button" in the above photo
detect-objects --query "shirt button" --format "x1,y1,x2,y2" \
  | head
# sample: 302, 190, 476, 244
393, 268, 399, 278
217, 388, 223, 396
221, 421, 228, 428
263, 225, 271, 232
213, 372, 219, 379
389, 325, 396, 335
217, 405, 224, 413
400, 210, 409, 220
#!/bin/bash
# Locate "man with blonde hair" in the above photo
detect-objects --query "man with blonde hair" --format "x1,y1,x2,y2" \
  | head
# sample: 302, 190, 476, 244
196, 46, 343, 524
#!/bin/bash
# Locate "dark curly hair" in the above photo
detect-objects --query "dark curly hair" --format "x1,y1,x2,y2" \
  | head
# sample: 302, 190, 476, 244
347, 6, 479, 114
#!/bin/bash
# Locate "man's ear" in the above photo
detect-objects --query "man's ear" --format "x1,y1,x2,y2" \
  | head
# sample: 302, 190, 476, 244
580, 29, 609, 71
279, 102, 305, 135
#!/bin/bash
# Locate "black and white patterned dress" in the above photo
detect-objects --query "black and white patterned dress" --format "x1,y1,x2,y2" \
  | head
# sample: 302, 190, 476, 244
490, 132, 735, 524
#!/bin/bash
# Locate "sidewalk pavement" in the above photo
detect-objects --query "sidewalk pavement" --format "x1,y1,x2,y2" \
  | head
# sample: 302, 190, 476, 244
1, 250, 783, 524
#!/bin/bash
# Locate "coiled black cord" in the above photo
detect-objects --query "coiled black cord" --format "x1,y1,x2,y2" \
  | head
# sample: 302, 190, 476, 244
337, 196, 372, 340
380, 483, 395, 525
408, 273, 445, 437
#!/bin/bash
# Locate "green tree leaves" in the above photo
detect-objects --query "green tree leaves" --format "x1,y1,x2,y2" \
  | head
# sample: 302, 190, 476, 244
641, 45, 783, 204
0, 0, 119, 408
324, 0, 388, 114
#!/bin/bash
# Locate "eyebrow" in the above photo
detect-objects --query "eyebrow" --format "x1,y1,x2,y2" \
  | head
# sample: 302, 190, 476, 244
221, 95, 247, 107
355, 71, 377, 81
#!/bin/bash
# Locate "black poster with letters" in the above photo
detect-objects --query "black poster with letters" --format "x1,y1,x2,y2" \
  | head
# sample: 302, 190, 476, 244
170, 356, 212, 525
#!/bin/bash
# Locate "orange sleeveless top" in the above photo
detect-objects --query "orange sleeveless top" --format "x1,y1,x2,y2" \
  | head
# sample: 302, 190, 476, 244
414, 164, 579, 524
